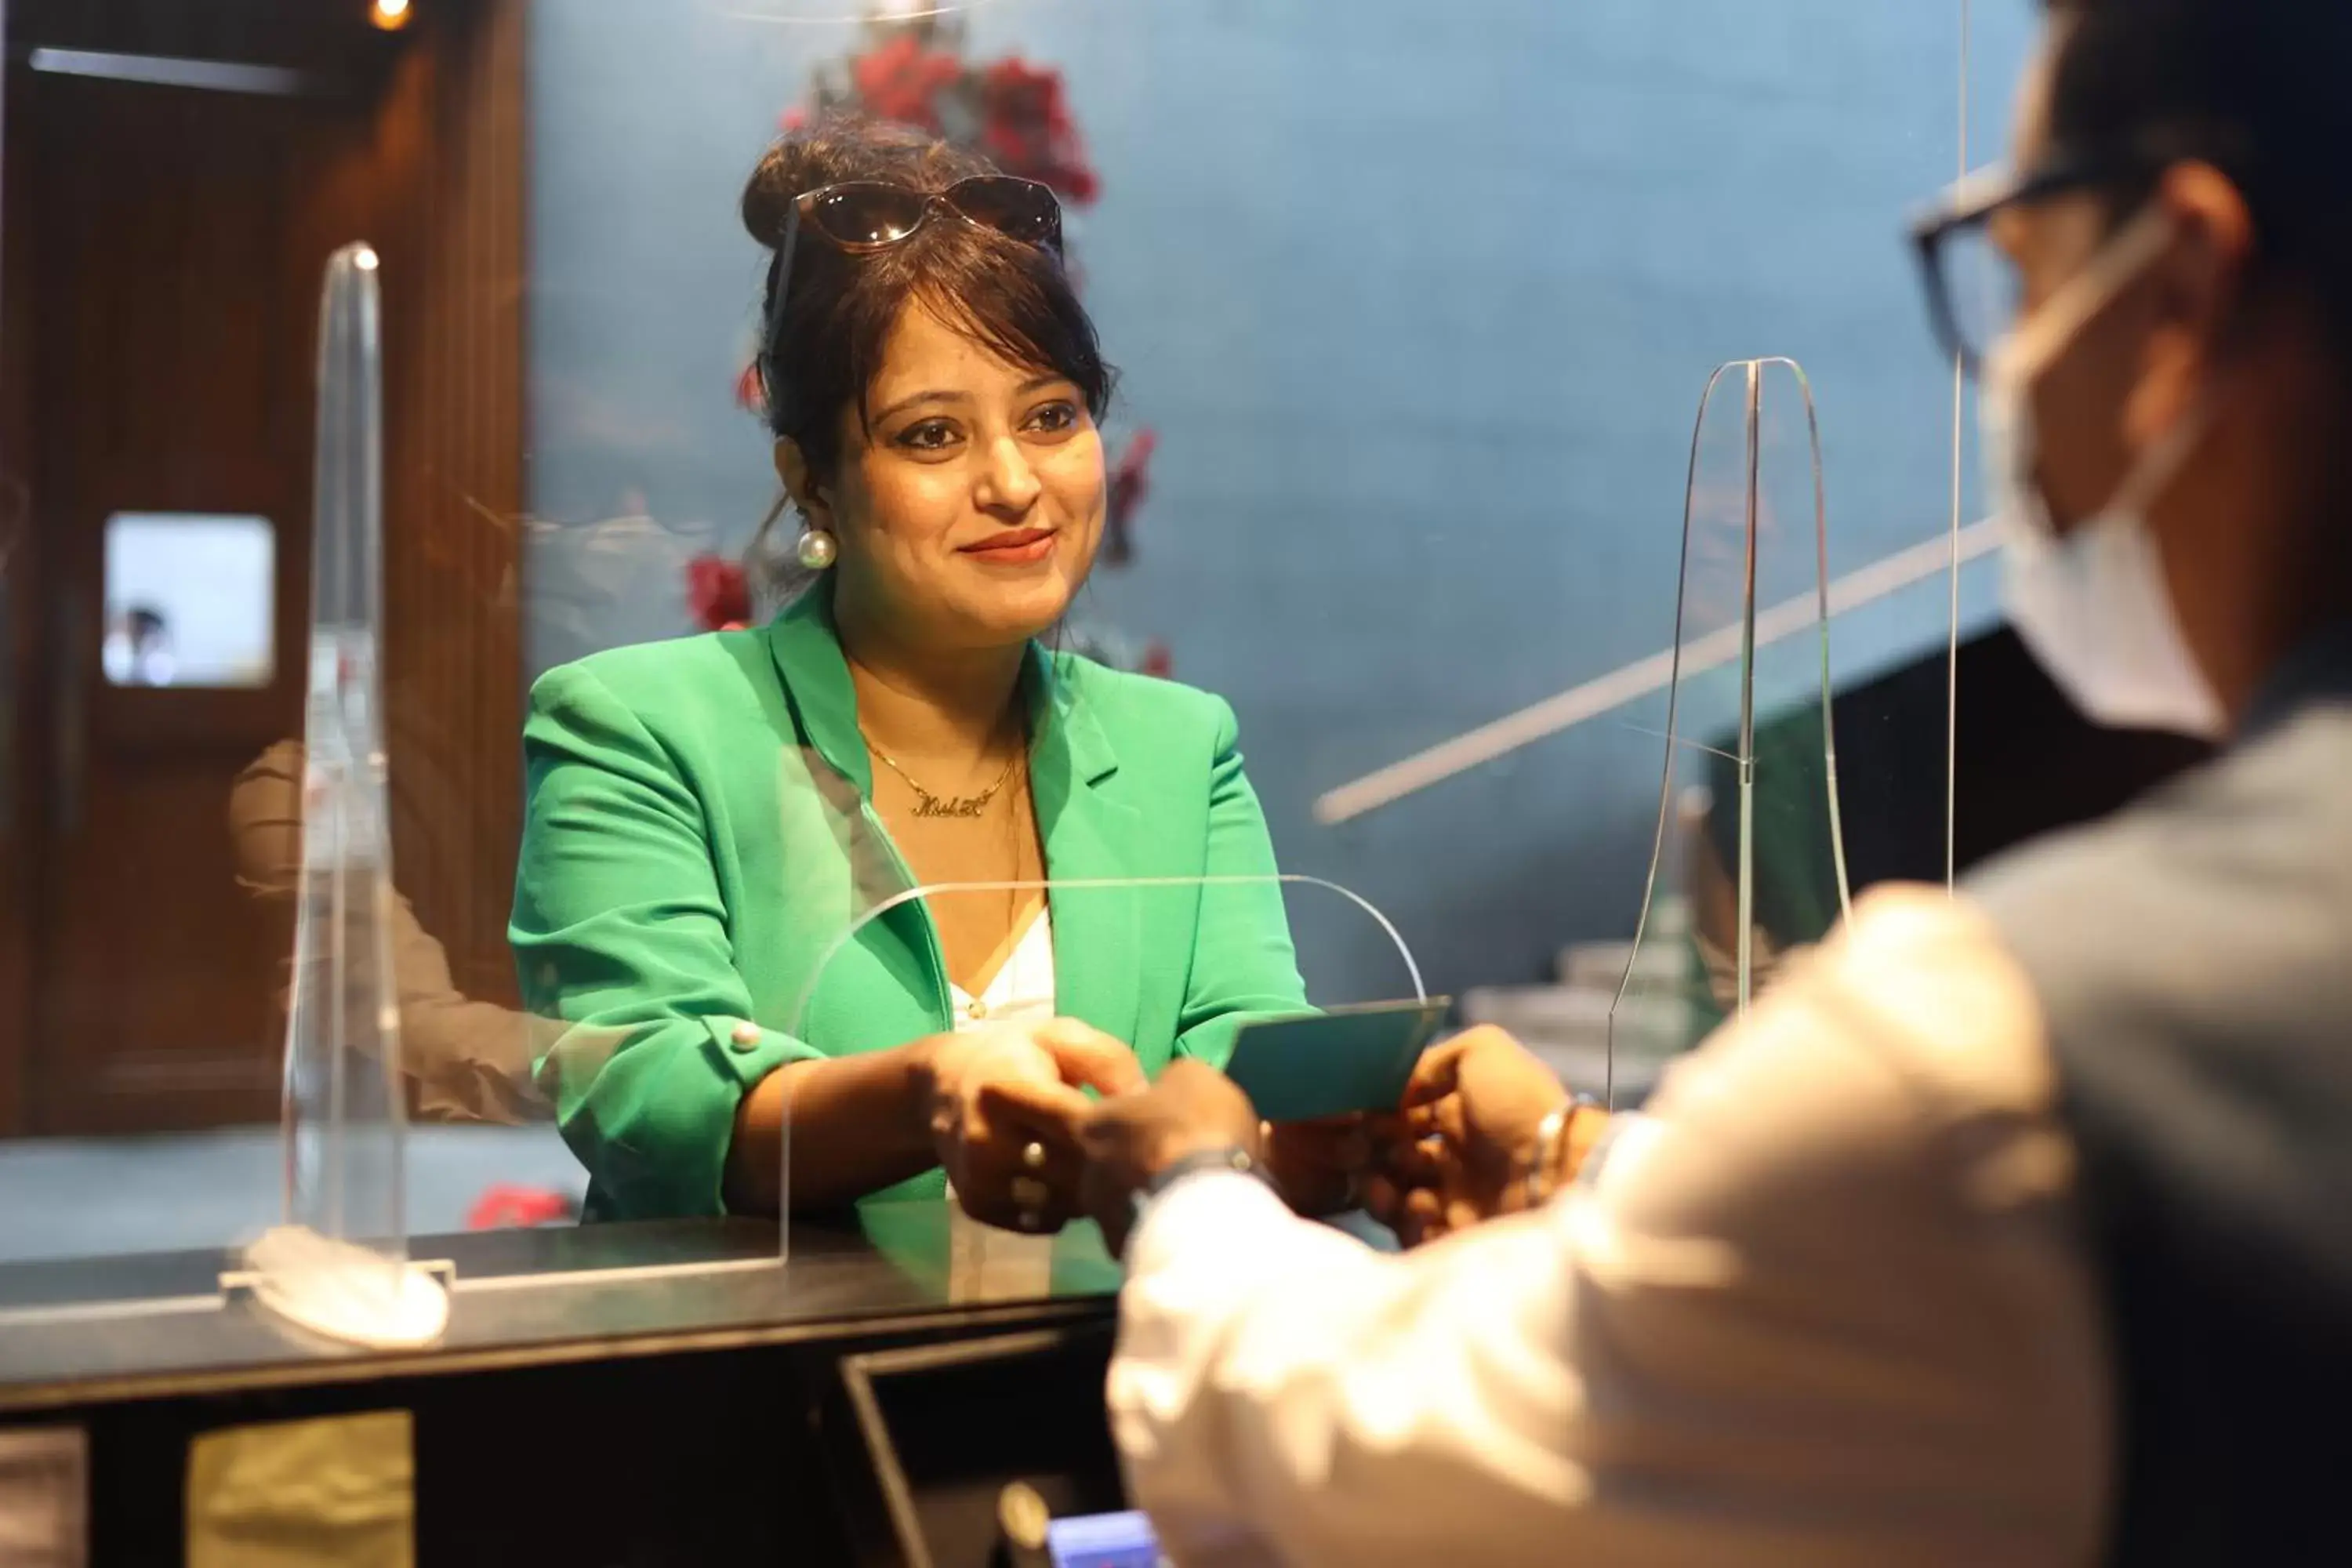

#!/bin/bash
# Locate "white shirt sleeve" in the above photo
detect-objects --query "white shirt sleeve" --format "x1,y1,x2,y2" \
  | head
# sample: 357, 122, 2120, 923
1108, 888, 2114, 1568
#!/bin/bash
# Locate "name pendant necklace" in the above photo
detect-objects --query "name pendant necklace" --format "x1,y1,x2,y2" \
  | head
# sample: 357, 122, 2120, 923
867, 742, 1022, 821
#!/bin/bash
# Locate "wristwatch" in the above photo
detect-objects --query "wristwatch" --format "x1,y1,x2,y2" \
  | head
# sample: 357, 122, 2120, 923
1144, 1144, 1269, 1200
1119, 1145, 1276, 1252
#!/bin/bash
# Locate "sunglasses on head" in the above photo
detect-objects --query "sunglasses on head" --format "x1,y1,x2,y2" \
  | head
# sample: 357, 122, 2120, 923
760, 176, 1065, 408
793, 176, 1065, 255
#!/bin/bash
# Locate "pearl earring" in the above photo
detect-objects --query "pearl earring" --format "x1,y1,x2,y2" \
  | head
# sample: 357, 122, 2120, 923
796, 526, 837, 571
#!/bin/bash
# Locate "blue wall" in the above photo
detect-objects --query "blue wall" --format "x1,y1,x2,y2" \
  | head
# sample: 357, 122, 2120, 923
525, 0, 2034, 999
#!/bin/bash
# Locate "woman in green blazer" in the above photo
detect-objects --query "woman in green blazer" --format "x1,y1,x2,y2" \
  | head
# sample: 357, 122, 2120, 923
512, 118, 1309, 1226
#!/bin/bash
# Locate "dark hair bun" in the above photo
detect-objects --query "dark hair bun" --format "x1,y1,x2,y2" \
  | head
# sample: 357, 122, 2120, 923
739, 133, 847, 250
740, 115, 995, 251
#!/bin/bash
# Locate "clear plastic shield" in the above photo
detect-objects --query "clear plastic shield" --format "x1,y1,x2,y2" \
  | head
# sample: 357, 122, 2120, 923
245, 246, 448, 1348
1607, 360, 1848, 1105
775, 875, 1427, 1272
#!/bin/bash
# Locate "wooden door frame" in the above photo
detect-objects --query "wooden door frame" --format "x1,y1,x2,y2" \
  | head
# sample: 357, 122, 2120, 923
0, 47, 34, 1135
0, 0, 524, 1134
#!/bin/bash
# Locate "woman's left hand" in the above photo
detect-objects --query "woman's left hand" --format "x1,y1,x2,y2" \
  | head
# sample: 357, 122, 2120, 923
921, 1018, 1142, 1233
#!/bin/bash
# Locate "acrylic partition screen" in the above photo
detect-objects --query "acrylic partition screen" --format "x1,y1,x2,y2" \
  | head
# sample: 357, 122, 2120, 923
769, 875, 1426, 1263
245, 244, 448, 1348
0, 0, 2041, 1343
1605, 360, 1846, 1105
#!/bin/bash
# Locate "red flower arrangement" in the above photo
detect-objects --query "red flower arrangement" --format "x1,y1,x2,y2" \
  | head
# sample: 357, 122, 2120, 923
1105, 427, 1157, 566
850, 31, 967, 135
466, 1183, 579, 1230
790, 18, 1102, 207
733, 360, 766, 416
977, 56, 1100, 203
687, 552, 753, 633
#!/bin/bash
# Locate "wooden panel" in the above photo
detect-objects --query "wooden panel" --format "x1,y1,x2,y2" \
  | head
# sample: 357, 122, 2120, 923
0, 60, 34, 1133
0, 0, 526, 1133
376, 0, 527, 1008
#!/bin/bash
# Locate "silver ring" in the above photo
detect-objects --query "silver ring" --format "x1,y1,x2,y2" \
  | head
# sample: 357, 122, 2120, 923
1022, 1141, 1047, 1171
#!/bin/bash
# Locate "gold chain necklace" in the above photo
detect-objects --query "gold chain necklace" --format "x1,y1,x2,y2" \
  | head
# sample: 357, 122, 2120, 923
866, 741, 1022, 821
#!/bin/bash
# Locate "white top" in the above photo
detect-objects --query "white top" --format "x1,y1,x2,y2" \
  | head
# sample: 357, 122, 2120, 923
1109, 887, 2111, 1568
945, 906, 1059, 1301
949, 906, 1055, 1033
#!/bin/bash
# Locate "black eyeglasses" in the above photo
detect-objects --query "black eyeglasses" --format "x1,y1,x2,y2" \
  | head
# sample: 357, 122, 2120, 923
760, 176, 1064, 408
1909, 148, 2164, 373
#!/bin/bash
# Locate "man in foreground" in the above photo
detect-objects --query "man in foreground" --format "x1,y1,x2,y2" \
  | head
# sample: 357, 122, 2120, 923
1076, 1, 2352, 1561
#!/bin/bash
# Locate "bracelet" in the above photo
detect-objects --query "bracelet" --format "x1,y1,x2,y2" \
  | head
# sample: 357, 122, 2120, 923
1523, 1094, 1601, 1208
1522, 1104, 1571, 1210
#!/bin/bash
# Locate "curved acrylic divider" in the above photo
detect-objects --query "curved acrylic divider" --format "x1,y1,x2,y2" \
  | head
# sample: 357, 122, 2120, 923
245, 245, 448, 1349
776, 875, 1428, 1266
1608, 358, 1849, 1108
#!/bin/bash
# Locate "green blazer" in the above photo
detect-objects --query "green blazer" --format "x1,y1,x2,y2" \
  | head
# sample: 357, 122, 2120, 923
511, 590, 1308, 1221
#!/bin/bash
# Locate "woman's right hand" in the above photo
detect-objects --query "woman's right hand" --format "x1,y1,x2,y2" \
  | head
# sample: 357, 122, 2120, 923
909, 1018, 1145, 1232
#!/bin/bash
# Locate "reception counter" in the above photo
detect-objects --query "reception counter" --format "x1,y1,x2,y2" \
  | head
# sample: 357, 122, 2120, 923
0, 1211, 1127, 1564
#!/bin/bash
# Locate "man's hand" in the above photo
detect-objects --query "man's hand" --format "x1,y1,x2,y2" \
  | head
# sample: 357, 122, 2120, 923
1261, 1116, 1375, 1216
1077, 1060, 1262, 1256
1365, 1026, 1577, 1246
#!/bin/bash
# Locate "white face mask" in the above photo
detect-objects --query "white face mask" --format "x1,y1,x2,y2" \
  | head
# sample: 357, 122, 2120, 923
1984, 205, 2228, 740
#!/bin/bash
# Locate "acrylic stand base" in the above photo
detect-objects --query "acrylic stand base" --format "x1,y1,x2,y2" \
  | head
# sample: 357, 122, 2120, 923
239, 1225, 452, 1349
